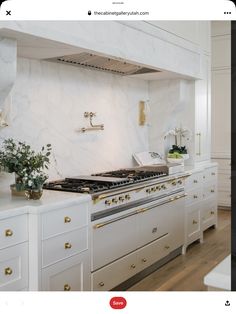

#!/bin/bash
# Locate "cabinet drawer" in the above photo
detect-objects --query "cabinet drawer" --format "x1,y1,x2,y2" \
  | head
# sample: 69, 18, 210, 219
42, 205, 88, 239
187, 210, 200, 239
185, 172, 203, 189
218, 191, 231, 207
0, 215, 28, 250
185, 188, 202, 206
92, 250, 138, 291
203, 182, 217, 200
42, 252, 90, 291
0, 242, 28, 291
203, 167, 217, 182
42, 227, 88, 267
137, 233, 171, 271
202, 200, 217, 231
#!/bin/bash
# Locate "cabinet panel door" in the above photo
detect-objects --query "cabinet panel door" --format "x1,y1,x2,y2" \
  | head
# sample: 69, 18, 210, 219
195, 55, 211, 162
42, 252, 90, 291
211, 70, 231, 155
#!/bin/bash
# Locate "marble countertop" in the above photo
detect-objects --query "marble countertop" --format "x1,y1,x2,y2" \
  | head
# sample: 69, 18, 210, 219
0, 188, 91, 219
204, 255, 231, 290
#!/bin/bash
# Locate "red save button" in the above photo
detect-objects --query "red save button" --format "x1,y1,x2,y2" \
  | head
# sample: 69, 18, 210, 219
110, 297, 127, 309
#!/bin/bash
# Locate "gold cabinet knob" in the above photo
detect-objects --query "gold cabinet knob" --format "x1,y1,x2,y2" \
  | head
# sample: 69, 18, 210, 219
193, 180, 198, 183
64, 242, 72, 249
211, 189, 215, 193
99, 282, 104, 287
164, 245, 170, 249
192, 220, 198, 224
105, 199, 112, 206
5, 229, 13, 237
5, 267, 13, 275
112, 198, 118, 204
211, 172, 216, 176
130, 264, 136, 269
64, 216, 71, 223
142, 258, 147, 263
64, 284, 71, 291
210, 211, 215, 215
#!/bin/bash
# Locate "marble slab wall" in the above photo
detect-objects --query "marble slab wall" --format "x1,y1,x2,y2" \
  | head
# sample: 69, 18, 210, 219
0, 57, 149, 185
148, 79, 195, 165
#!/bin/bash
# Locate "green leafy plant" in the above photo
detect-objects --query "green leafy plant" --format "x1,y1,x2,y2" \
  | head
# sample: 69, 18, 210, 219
168, 145, 188, 155
0, 138, 52, 190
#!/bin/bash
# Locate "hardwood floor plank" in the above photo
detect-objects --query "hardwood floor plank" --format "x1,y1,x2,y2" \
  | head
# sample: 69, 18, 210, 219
128, 209, 231, 291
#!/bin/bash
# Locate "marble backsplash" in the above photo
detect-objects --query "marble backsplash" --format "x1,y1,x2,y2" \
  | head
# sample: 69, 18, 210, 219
0, 57, 149, 186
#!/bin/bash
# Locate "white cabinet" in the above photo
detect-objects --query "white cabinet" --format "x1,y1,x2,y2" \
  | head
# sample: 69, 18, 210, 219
29, 200, 91, 291
0, 214, 28, 291
183, 165, 218, 253
195, 54, 211, 162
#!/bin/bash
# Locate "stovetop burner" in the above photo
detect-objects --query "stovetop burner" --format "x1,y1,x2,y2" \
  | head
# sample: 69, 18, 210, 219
43, 167, 168, 194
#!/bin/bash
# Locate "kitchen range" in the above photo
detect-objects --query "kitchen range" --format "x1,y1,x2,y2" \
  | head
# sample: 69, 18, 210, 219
44, 165, 189, 290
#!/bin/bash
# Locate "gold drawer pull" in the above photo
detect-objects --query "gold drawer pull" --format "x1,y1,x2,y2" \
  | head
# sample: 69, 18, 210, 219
64, 216, 71, 223
5, 229, 13, 237
192, 220, 198, 224
64, 242, 72, 249
193, 195, 198, 199
165, 245, 170, 249
152, 227, 157, 233
99, 282, 104, 287
211, 189, 215, 193
5, 267, 13, 275
211, 172, 216, 175
193, 180, 198, 183
142, 258, 147, 263
210, 211, 215, 215
130, 264, 136, 269
64, 284, 71, 291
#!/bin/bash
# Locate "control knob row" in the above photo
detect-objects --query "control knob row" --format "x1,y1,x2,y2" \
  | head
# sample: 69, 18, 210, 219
105, 194, 131, 206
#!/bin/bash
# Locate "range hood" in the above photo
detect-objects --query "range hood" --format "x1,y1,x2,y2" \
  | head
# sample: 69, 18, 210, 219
45, 52, 161, 76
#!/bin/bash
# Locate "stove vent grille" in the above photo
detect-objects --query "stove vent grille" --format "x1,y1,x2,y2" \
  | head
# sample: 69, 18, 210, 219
45, 52, 161, 76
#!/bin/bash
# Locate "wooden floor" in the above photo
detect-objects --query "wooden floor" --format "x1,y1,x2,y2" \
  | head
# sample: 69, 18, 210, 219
128, 209, 231, 291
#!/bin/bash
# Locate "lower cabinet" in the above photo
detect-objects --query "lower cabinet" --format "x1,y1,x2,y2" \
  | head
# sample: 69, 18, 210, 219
201, 198, 217, 231
0, 242, 28, 291
42, 252, 90, 291
185, 206, 201, 247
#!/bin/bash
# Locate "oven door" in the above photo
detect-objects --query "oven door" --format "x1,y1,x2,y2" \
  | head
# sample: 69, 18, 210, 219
91, 192, 185, 272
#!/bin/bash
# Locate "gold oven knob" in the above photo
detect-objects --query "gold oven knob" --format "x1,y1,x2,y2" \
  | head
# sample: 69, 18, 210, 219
64, 217, 71, 223
151, 187, 155, 192
211, 189, 215, 193
5, 267, 13, 275
125, 194, 131, 200
193, 180, 198, 183
193, 195, 198, 199
119, 196, 125, 202
64, 284, 71, 291
172, 181, 176, 186
64, 242, 72, 249
146, 189, 151, 194
105, 200, 112, 206
112, 198, 118, 204
161, 184, 166, 190
177, 180, 182, 184
5, 229, 13, 237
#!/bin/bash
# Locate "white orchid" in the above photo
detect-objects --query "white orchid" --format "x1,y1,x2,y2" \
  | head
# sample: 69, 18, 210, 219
164, 126, 192, 146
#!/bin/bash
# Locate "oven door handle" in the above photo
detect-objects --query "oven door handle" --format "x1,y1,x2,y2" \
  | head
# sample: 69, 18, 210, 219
93, 210, 139, 229
137, 193, 187, 213
93, 193, 187, 229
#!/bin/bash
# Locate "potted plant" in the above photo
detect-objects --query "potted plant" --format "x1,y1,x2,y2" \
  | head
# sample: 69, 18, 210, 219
164, 126, 191, 163
0, 138, 51, 199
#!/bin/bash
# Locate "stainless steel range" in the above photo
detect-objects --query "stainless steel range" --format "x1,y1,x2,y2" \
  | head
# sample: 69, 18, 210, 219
44, 165, 189, 288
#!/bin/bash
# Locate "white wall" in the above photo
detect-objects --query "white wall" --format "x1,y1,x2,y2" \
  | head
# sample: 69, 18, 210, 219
0, 57, 149, 186
148, 79, 195, 164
